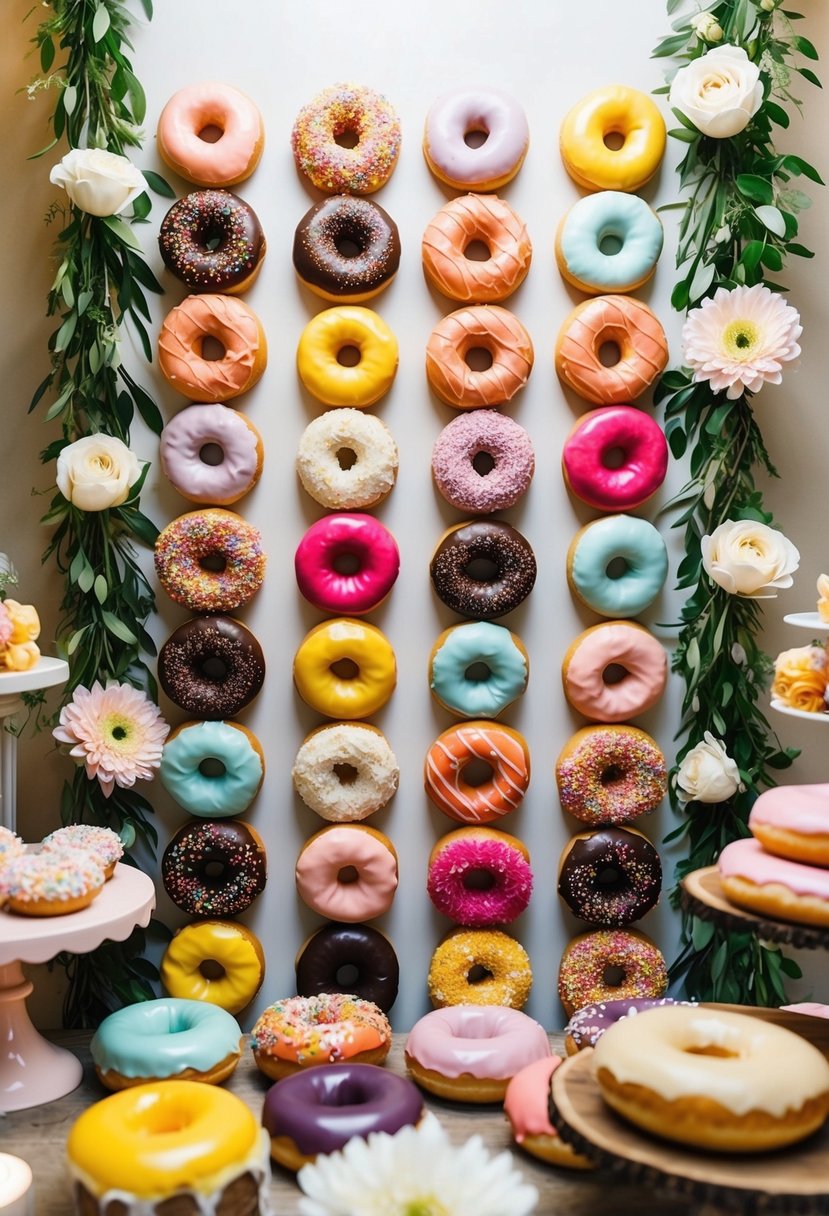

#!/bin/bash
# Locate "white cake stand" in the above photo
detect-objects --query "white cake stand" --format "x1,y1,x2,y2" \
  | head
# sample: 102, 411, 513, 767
0, 657, 69, 833
0, 864, 155, 1111
770, 611, 829, 724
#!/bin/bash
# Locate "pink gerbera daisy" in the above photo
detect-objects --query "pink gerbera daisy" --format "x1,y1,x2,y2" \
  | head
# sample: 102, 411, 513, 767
53, 681, 169, 797
682, 282, 802, 399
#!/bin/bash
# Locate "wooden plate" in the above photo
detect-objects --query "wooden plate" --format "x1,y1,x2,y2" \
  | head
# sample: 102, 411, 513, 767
681, 866, 829, 950
550, 1016, 829, 1215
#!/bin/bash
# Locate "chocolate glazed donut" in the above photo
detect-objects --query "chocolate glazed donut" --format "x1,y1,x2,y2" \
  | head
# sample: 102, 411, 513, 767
159, 189, 266, 293
430, 520, 537, 619
295, 922, 399, 1012
293, 196, 401, 300
162, 819, 267, 917
558, 826, 661, 927
158, 615, 266, 718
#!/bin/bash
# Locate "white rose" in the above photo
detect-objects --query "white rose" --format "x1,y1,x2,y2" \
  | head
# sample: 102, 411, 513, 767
675, 732, 744, 804
701, 520, 799, 598
49, 148, 146, 217
690, 12, 724, 43
56, 435, 141, 511
669, 45, 764, 138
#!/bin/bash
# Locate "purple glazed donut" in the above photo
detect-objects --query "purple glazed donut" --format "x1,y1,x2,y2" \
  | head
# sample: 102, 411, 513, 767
427, 827, 532, 927
431, 411, 535, 515
160, 403, 263, 506
563, 996, 696, 1054
262, 1062, 423, 1171
294, 514, 400, 615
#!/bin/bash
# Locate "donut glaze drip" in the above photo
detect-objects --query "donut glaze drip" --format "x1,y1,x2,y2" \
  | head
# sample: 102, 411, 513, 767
293, 196, 400, 299
159, 190, 266, 293
158, 616, 266, 719
430, 520, 536, 619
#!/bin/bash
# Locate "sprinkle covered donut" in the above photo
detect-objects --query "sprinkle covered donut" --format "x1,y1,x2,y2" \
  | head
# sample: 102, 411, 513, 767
292, 722, 399, 822
427, 827, 533, 927
563, 996, 694, 1055
558, 927, 668, 1017
422, 195, 532, 304
430, 520, 537, 620
160, 404, 263, 506
158, 189, 266, 294
555, 725, 667, 826
158, 616, 266, 719
424, 720, 531, 824
294, 197, 401, 304
157, 82, 264, 187
41, 824, 123, 879
296, 409, 398, 510
162, 819, 267, 918
428, 927, 532, 1009
431, 411, 535, 515
251, 993, 392, 1081
426, 305, 534, 410
2, 848, 105, 916
558, 826, 662, 927
291, 83, 401, 195
154, 509, 266, 614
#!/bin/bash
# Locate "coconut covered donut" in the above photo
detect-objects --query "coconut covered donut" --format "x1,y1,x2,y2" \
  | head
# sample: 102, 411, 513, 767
296, 409, 398, 510
292, 722, 399, 823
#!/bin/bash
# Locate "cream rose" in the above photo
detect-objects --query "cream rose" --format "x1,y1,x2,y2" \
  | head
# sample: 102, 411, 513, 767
56, 435, 141, 511
675, 732, 743, 804
669, 45, 763, 138
701, 520, 799, 598
49, 148, 147, 217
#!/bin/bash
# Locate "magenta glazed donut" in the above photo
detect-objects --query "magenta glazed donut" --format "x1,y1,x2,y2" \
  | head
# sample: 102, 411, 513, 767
431, 411, 535, 515
294, 514, 400, 615
562, 406, 668, 512
427, 827, 532, 927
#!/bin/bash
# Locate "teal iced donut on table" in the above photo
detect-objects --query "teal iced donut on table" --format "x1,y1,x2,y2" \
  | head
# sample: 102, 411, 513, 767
566, 515, 668, 619
90, 997, 243, 1090
429, 621, 529, 719
555, 192, 663, 295
159, 719, 264, 818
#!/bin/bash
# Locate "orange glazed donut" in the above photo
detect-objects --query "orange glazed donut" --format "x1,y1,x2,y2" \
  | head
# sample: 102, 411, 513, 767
421, 195, 532, 304
424, 721, 530, 824
555, 295, 668, 406
425, 305, 533, 410
158, 294, 267, 403
157, 82, 264, 187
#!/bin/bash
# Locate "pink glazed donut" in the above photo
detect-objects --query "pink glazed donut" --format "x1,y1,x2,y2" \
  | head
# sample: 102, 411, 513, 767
295, 824, 398, 922
562, 406, 668, 512
405, 1005, 550, 1103
562, 621, 668, 723
160, 403, 263, 505
424, 88, 530, 190
431, 411, 535, 514
294, 514, 400, 616
157, 82, 264, 187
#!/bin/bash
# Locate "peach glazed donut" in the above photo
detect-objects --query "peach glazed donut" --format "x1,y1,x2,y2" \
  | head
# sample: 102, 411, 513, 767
427, 827, 533, 927
562, 406, 669, 513
555, 725, 667, 826
555, 295, 668, 406
558, 927, 667, 1017
504, 1056, 593, 1169
423, 88, 529, 191
559, 85, 666, 193
428, 927, 533, 1010
406, 1005, 549, 1104
293, 618, 396, 720
158, 189, 266, 294
426, 305, 534, 409
290, 83, 401, 194
294, 197, 401, 304
296, 306, 398, 407
157, 82, 265, 186
421, 195, 532, 304
157, 293, 267, 402
562, 621, 668, 723
161, 919, 265, 1015
425, 720, 531, 824
154, 509, 266, 614
292, 722, 399, 823
592, 1005, 829, 1152
295, 824, 398, 922
251, 993, 392, 1081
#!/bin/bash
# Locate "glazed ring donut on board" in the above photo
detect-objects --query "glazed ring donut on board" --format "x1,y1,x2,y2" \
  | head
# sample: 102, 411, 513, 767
559, 85, 667, 193
157, 293, 267, 403
160, 919, 265, 1015
562, 406, 669, 513
426, 305, 534, 410
421, 194, 532, 304
562, 620, 668, 723
291, 83, 402, 194
296, 306, 398, 408
557, 826, 662, 927
291, 722, 399, 823
158, 189, 266, 294
428, 927, 533, 1010
251, 993, 392, 1080
154, 509, 266, 614
557, 927, 667, 1017
295, 921, 400, 1012
423, 88, 530, 190
555, 724, 668, 826
293, 618, 397, 720
157, 82, 264, 187
161, 819, 267, 918
427, 827, 533, 927
296, 409, 399, 511
718, 837, 829, 927
555, 295, 668, 406
159, 719, 264, 819
160, 403, 264, 506
429, 620, 529, 720
295, 824, 398, 923
567, 515, 668, 618
158, 615, 266, 720
555, 191, 663, 295
430, 520, 537, 620
293, 197, 401, 303
425, 720, 531, 824
748, 783, 829, 867
431, 410, 535, 515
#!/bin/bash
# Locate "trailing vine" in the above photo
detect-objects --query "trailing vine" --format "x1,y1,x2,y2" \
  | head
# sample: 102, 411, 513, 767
654, 0, 822, 1003
26, 0, 174, 1025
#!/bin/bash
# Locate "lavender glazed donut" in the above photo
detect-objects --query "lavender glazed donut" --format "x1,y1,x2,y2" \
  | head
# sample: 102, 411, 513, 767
423, 88, 529, 190
427, 827, 533, 927
431, 411, 535, 514
160, 404, 263, 505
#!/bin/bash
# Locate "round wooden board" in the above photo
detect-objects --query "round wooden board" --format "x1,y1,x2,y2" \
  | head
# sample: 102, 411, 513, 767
550, 1043, 829, 1214
681, 865, 829, 950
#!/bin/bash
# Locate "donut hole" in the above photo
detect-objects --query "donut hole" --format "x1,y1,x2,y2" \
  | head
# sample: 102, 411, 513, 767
598, 341, 622, 368
330, 658, 359, 681
200, 656, 228, 682
337, 865, 360, 886
605, 556, 629, 580
335, 234, 363, 259
467, 963, 494, 984
198, 757, 227, 779
200, 553, 227, 575
601, 446, 627, 470
602, 963, 627, 989
602, 663, 629, 687
335, 962, 360, 987
462, 757, 494, 788
596, 865, 624, 891
471, 451, 496, 477
199, 959, 226, 981
464, 239, 491, 262
462, 868, 496, 892
199, 442, 225, 467
464, 128, 489, 149
599, 231, 624, 257
336, 345, 362, 367
202, 859, 226, 882
464, 556, 499, 583
684, 1044, 738, 1059
333, 762, 359, 786
145, 1104, 195, 1134
333, 551, 361, 575
465, 346, 494, 372
603, 130, 626, 151
600, 764, 625, 787
464, 661, 492, 683
336, 446, 358, 470
201, 335, 226, 362
197, 123, 224, 144
334, 127, 360, 150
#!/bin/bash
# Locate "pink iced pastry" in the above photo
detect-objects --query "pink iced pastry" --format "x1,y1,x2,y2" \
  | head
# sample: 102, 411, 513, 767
562, 621, 668, 723
157, 294, 267, 403
783, 1003, 829, 1019
504, 1056, 593, 1168
562, 406, 668, 512
427, 827, 532, 926
431, 411, 535, 514
160, 403, 263, 505
423, 88, 529, 190
157, 82, 264, 187
294, 514, 400, 616
749, 784, 829, 866
719, 836, 829, 922
295, 824, 398, 922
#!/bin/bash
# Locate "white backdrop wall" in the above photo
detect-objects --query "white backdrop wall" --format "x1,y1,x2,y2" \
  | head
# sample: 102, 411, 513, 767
1, 0, 828, 1031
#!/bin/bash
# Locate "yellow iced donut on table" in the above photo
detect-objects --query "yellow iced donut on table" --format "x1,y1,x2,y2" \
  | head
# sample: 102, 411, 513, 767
293, 618, 397, 720
560, 85, 666, 193
161, 919, 265, 1015
67, 1080, 269, 1209
296, 306, 399, 408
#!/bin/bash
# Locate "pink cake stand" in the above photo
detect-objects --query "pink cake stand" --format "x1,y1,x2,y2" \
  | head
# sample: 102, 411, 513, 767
0, 864, 155, 1111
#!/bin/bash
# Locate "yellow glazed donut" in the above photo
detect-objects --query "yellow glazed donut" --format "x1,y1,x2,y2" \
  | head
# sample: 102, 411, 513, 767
293, 618, 397, 720
428, 927, 532, 1010
160, 919, 265, 1015
296, 306, 399, 408
560, 85, 667, 193
66, 1080, 270, 1213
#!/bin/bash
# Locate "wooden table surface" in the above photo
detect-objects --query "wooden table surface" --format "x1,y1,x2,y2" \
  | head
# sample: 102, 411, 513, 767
3, 1031, 697, 1216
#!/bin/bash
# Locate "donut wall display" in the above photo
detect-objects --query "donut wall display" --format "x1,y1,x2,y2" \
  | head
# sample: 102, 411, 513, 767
134, 12, 686, 1031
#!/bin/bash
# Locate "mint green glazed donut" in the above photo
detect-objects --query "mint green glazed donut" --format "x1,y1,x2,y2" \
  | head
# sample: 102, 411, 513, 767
556, 192, 663, 294
567, 515, 668, 619
160, 719, 264, 817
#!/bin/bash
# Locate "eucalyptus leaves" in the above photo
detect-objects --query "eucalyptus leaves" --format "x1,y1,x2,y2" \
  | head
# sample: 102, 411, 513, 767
654, 0, 822, 1005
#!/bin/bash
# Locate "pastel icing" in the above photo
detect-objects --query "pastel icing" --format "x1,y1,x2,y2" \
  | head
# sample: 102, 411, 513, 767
157, 82, 263, 186
426, 305, 533, 409
41, 824, 123, 868
0, 826, 26, 863
421, 194, 532, 304
424, 88, 529, 188
160, 403, 262, 505
562, 406, 669, 512
3, 848, 104, 904
90, 998, 242, 1080
568, 515, 668, 618
296, 409, 398, 511
160, 720, 263, 818
719, 836, 829, 900
405, 1005, 549, 1079
749, 784, 829, 835
563, 622, 668, 723
295, 513, 400, 616
558, 192, 663, 293
556, 296, 668, 406
157, 294, 265, 402
431, 411, 535, 515
503, 1056, 562, 1142
430, 621, 528, 719
295, 826, 398, 921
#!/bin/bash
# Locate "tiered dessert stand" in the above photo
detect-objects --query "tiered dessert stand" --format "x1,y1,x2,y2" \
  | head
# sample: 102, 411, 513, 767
0, 657, 69, 832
